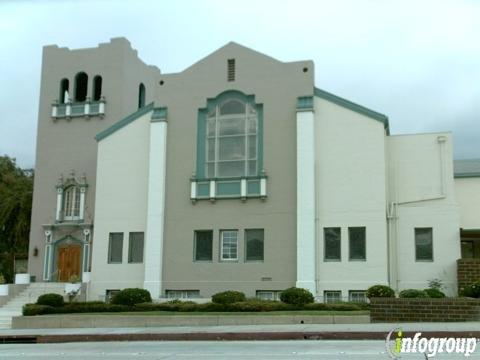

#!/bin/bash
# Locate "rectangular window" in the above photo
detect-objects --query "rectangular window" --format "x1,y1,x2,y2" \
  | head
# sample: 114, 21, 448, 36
128, 232, 144, 263
324, 290, 342, 303
220, 230, 238, 261
461, 240, 474, 259
194, 230, 213, 261
349, 227, 366, 261
349, 290, 367, 303
256, 290, 281, 301
324, 227, 341, 261
108, 232, 123, 263
165, 290, 200, 299
105, 289, 120, 303
246, 229, 264, 261
415, 227, 433, 261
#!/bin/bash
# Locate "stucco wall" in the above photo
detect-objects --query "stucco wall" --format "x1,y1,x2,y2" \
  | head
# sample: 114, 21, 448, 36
89, 111, 151, 300
387, 133, 460, 295
29, 38, 160, 281
455, 177, 480, 229
314, 96, 388, 300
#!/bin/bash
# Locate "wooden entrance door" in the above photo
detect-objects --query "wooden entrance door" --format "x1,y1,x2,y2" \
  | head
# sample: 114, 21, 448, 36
57, 245, 81, 282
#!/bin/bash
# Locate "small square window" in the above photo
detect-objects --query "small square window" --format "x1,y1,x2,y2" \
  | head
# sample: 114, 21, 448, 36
246, 229, 264, 261
194, 230, 213, 261
349, 290, 367, 303
108, 232, 123, 263
324, 227, 341, 261
349, 227, 366, 261
165, 290, 200, 299
324, 290, 342, 303
256, 290, 281, 301
128, 232, 144, 263
220, 230, 238, 261
415, 227, 433, 261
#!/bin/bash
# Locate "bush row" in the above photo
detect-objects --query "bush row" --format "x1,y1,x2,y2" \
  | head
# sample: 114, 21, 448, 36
23, 299, 366, 316
366, 285, 447, 299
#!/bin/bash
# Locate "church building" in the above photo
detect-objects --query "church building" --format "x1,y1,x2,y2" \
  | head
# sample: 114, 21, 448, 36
27, 38, 480, 302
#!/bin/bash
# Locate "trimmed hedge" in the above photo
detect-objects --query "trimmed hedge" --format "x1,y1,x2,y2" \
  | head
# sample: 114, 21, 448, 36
399, 289, 428, 298
22, 298, 368, 316
111, 288, 152, 306
366, 285, 395, 299
36, 293, 64, 307
280, 287, 314, 305
211, 291, 246, 304
23, 302, 131, 316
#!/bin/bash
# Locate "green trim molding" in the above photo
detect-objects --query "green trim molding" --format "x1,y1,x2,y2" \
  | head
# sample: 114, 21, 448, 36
195, 90, 264, 180
454, 172, 480, 178
314, 87, 389, 133
96, 103, 169, 141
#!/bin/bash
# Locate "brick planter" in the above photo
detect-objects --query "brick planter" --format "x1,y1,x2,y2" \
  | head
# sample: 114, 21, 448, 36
457, 258, 480, 293
370, 298, 480, 322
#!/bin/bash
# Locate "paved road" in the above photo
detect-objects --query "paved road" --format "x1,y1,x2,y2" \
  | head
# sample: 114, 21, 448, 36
1, 341, 479, 359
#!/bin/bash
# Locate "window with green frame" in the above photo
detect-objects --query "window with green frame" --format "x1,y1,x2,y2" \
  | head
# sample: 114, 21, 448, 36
196, 91, 263, 179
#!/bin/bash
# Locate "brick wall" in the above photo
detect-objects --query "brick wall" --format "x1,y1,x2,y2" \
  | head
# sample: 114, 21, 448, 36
370, 298, 480, 322
457, 259, 480, 293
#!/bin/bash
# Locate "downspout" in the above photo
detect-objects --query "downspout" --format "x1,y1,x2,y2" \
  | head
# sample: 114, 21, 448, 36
387, 135, 447, 292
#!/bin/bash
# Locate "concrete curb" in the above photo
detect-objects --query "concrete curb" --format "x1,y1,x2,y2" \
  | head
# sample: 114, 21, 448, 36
2, 330, 480, 344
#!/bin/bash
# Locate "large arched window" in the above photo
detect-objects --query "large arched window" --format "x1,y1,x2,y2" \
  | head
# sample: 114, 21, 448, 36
59, 78, 69, 103
138, 83, 145, 109
63, 186, 81, 220
74, 72, 88, 102
205, 96, 258, 178
92, 75, 102, 101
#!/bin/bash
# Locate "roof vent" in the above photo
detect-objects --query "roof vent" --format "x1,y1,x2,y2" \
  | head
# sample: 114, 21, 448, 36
227, 59, 235, 82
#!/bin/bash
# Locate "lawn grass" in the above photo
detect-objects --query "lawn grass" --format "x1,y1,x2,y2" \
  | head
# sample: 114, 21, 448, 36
70, 310, 369, 316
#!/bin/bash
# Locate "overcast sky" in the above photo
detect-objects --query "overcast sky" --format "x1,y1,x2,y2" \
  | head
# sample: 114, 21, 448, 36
0, 0, 479, 168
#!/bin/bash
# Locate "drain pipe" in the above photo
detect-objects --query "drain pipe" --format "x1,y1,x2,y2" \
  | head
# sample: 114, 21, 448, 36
387, 135, 447, 292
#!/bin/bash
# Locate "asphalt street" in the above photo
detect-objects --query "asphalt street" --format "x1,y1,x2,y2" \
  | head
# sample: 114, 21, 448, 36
1, 340, 479, 359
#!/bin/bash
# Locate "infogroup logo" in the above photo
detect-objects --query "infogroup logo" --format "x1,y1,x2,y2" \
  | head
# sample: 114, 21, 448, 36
385, 328, 478, 358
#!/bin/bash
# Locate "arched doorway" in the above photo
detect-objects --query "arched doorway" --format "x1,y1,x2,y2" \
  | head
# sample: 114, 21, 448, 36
57, 243, 81, 282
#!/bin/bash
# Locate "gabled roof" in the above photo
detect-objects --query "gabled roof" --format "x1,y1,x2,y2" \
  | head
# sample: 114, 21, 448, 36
314, 87, 389, 133
454, 159, 480, 178
95, 103, 155, 142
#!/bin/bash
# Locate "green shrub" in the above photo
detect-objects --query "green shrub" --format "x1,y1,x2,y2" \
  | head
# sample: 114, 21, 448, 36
280, 287, 314, 306
111, 288, 152, 306
461, 282, 480, 298
366, 285, 395, 299
36, 293, 64, 307
23, 302, 131, 316
211, 291, 246, 304
399, 289, 428, 298
424, 288, 446, 298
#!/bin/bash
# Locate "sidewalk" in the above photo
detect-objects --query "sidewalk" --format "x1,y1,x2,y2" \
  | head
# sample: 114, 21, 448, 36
0, 323, 479, 343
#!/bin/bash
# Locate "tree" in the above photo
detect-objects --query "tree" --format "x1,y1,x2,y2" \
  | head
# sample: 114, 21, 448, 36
0, 156, 33, 283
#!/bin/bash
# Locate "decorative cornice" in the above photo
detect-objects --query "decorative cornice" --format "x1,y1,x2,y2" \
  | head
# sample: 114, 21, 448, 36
151, 107, 168, 122
296, 96, 314, 112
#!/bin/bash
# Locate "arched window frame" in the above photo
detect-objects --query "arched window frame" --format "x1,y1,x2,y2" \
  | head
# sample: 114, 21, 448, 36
92, 75, 102, 101
55, 175, 88, 222
138, 83, 145, 109
59, 78, 69, 104
196, 90, 263, 180
74, 72, 88, 102
63, 185, 81, 221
